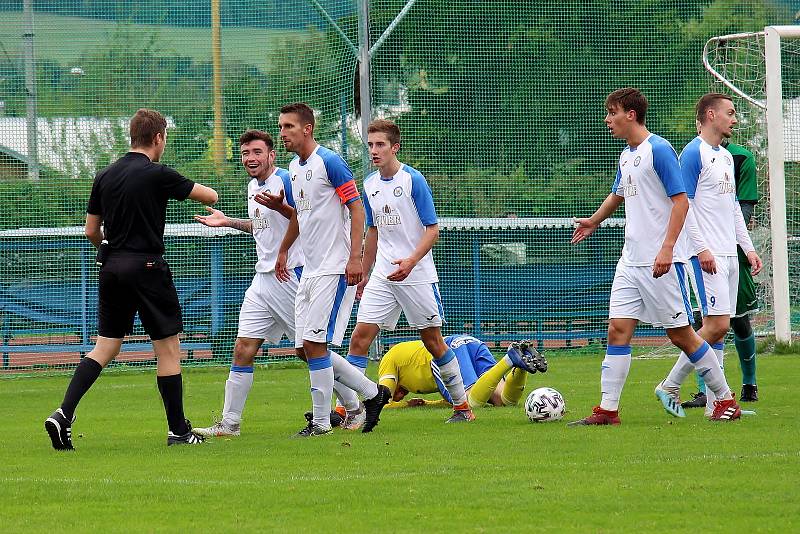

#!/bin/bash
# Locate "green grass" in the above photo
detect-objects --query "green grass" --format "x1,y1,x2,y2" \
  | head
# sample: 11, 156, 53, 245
0, 12, 304, 72
1, 352, 799, 532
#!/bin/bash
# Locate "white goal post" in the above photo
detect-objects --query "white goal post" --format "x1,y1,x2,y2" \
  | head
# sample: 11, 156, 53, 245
703, 25, 800, 344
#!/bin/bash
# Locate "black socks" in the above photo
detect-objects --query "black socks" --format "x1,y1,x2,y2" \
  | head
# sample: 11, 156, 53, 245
157, 373, 189, 435
60, 357, 103, 420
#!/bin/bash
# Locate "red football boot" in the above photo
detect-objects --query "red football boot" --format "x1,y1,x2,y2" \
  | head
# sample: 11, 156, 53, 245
567, 405, 621, 426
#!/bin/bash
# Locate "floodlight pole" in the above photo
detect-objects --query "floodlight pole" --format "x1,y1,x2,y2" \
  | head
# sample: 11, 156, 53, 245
358, 0, 371, 174
211, 0, 225, 176
357, 0, 417, 173
23, 0, 39, 181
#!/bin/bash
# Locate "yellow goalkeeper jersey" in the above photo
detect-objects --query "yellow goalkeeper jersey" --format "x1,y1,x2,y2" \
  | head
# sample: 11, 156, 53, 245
377, 340, 438, 395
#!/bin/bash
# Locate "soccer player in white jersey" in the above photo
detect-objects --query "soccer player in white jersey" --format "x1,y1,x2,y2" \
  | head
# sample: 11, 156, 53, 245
655, 93, 762, 419
274, 103, 391, 437
191, 130, 304, 437
568, 88, 740, 426
339, 119, 475, 423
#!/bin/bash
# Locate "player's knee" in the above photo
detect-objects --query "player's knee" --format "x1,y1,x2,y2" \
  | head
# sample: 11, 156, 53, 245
703, 316, 730, 342
420, 329, 446, 354
730, 315, 753, 339
606, 320, 633, 346
152, 335, 181, 361
422, 337, 448, 358
232, 337, 260, 366
490, 391, 506, 407
302, 340, 328, 358
349, 328, 373, 353
665, 325, 698, 352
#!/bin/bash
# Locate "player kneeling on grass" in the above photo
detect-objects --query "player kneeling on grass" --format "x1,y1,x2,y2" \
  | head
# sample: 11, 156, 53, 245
379, 335, 548, 410
191, 130, 304, 438
315, 336, 546, 426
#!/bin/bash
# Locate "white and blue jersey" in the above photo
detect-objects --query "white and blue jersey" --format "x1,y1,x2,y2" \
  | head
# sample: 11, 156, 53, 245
289, 145, 361, 278
680, 136, 754, 257
612, 134, 688, 266
432, 335, 496, 400
362, 164, 439, 284
247, 167, 304, 273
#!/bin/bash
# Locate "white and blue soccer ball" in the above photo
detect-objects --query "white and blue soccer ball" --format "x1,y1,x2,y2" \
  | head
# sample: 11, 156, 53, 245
524, 387, 566, 422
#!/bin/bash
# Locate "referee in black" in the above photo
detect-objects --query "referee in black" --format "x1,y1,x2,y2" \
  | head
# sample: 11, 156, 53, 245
45, 109, 218, 449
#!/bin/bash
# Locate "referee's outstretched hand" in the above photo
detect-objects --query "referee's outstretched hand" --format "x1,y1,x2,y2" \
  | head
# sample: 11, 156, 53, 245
194, 206, 228, 227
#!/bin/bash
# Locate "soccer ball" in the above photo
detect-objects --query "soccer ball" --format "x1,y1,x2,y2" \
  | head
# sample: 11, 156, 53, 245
524, 387, 566, 422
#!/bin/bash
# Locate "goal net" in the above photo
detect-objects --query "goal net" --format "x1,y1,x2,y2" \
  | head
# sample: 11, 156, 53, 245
703, 26, 800, 343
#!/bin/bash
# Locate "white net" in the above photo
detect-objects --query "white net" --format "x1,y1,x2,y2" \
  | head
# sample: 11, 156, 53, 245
703, 28, 800, 338
0, 2, 796, 373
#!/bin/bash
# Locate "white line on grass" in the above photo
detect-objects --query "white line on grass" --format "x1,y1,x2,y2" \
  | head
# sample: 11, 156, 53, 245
0, 472, 392, 485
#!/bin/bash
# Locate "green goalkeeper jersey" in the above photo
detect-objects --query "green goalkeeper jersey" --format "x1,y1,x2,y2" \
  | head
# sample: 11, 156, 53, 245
725, 141, 759, 203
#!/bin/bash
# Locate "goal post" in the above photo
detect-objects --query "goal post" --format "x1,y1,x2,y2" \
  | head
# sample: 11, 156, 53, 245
703, 25, 800, 344
764, 26, 799, 344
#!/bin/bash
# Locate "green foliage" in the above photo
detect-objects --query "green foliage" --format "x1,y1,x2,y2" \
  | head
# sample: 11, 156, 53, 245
21, 0, 349, 29
368, 0, 794, 214
0, 1, 796, 225
0, 18, 350, 228
0, 172, 91, 229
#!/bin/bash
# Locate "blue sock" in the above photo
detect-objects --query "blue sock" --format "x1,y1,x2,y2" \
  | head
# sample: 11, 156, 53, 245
695, 371, 706, 394
346, 354, 368, 374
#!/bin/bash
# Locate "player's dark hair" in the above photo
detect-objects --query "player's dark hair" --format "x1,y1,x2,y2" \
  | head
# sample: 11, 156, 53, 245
130, 108, 167, 148
279, 102, 315, 128
239, 129, 274, 150
605, 88, 648, 124
368, 119, 401, 146
696, 93, 732, 124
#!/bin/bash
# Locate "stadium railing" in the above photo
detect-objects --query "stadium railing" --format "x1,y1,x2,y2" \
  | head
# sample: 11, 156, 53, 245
1, 217, 638, 369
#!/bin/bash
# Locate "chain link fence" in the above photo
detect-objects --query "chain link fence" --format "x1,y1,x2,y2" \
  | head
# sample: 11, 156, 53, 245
0, 0, 795, 373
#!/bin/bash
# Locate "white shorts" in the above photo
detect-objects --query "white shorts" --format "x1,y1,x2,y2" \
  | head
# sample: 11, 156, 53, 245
608, 261, 692, 328
295, 274, 356, 347
356, 277, 445, 330
237, 270, 300, 343
688, 255, 739, 317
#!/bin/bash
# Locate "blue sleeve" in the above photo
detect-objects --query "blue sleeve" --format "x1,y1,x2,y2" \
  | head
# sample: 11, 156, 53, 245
652, 139, 685, 197
611, 167, 622, 195
320, 149, 354, 188
678, 143, 702, 199
363, 188, 375, 227
277, 169, 295, 208
409, 169, 438, 225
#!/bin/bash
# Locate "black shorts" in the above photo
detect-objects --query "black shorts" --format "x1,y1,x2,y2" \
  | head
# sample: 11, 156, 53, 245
97, 253, 183, 340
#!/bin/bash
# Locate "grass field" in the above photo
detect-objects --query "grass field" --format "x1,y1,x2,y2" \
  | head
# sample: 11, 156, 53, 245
1, 351, 798, 532
0, 12, 302, 72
